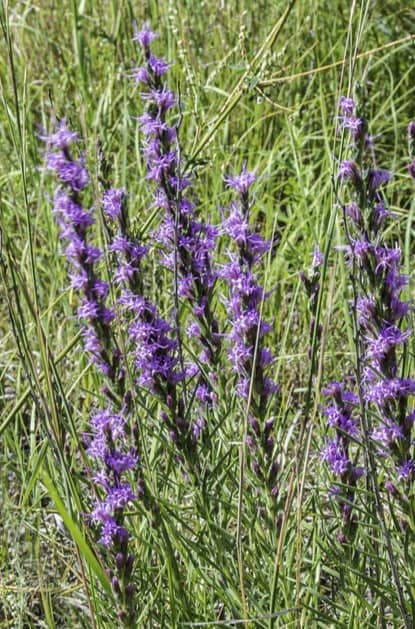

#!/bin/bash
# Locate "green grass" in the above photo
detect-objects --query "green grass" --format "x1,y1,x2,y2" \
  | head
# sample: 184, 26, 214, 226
1, 0, 415, 627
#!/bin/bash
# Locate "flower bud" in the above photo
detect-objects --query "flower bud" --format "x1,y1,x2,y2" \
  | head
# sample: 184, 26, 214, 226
115, 552, 125, 571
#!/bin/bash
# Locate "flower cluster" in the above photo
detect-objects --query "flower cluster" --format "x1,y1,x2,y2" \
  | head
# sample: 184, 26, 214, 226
132, 23, 220, 377
324, 97, 415, 528
43, 121, 121, 381
36, 19, 415, 623
102, 187, 148, 294
43, 123, 140, 624
101, 185, 202, 460
337, 96, 363, 141
221, 165, 279, 492
87, 403, 140, 624
104, 189, 201, 443
321, 381, 363, 539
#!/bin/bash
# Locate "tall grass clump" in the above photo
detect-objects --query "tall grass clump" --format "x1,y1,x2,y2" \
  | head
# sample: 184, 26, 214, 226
2, 2, 415, 627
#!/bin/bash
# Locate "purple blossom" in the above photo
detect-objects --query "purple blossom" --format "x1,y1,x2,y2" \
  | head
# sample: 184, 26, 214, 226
396, 459, 415, 481
132, 23, 158, 49
140, 87, 176, 111
47, 150, 89, 192
148, 54, 171, 76
312, 244, 323, 269
373, 202, 394, 228
132, 65, 150, 84
343, 116, 363, 138
321, 439, 350, 475
103, 188, 125, 220
39, 118, 79, 149
364, 378, 415, 406
338, 160, 361, 186
336, 96, 365, 142
356, 296, 376, 326
345, 202, 362, 226
339, 96, 355, 116
368, 169, 390, 193
224, 163, 257, 195
372, 421, 405, 449
366, 325, 411, 369
92, 512, 128, 549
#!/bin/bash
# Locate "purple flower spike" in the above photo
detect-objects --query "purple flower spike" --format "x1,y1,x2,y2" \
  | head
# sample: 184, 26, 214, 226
43, 120, 144, 625
221, 165, 279, 493
325, 98, 415, 534
131, 20, 222, 439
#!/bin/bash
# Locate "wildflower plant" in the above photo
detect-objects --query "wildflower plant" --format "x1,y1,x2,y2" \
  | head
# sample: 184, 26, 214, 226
324, 96, 415, 541
12, 6, 413, 627
42, 121, 141, 626
221, 165, 279, 495
101, 186, 197, 461
127, 24, 227, 471
133, 24, 221, 374
40, 50, 283, 624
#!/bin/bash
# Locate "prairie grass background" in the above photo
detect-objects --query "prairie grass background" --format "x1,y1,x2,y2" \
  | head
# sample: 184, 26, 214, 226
1, 0, 415, 627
